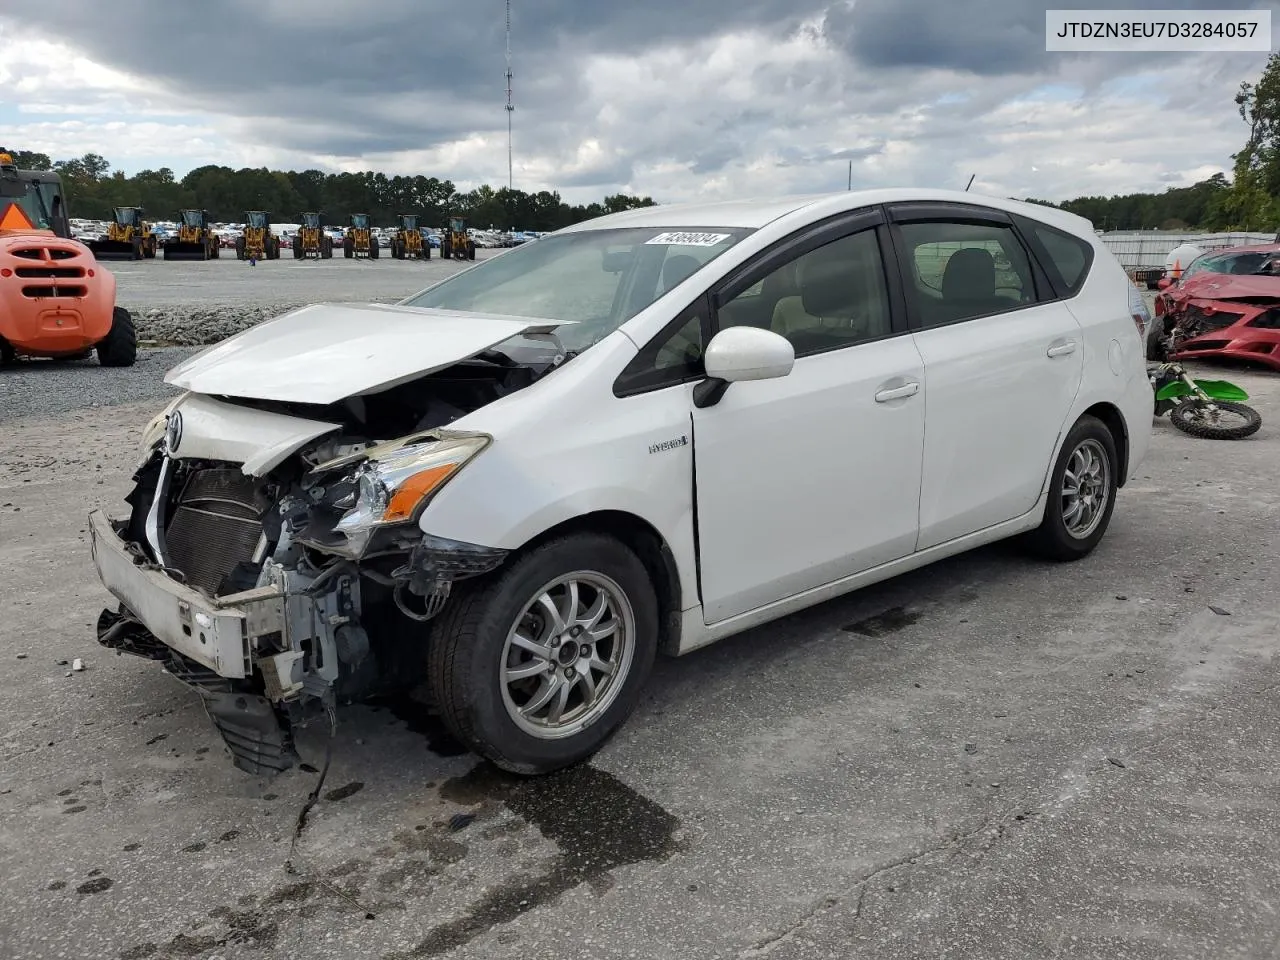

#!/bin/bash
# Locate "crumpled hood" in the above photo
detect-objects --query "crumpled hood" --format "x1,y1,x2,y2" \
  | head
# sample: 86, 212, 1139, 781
1173, 273, 1280, 304
165, 302, 560, 405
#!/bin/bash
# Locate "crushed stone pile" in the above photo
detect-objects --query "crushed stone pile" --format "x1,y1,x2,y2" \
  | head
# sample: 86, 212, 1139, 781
128, 299, 402, 346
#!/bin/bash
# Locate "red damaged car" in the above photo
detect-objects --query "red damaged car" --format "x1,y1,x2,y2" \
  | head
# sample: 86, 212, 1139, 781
1153, 244, 1280, 370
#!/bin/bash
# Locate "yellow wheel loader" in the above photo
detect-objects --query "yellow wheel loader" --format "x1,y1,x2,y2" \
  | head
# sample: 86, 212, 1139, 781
342, 212, 379, 259
236, 211, 280, 261
389, 214, 430, 260
162, 209, 220, 261
292, 212, 333, 259
87, 207, 158, 261
440, 215, 475, 261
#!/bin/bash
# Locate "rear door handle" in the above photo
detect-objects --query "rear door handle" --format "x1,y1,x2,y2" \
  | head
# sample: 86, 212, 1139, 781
1047, 339, 1078, 358
874, 381, 920, 403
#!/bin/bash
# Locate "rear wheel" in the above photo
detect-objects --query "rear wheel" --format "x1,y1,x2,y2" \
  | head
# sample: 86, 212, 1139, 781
1170, 399, 1261, 440
1024, 415, 1118, 561
466, 242, 476, 260
428, 533, 658, 775
235, 238, 246, 260
96, 307, 137, 367
441, 241, 452, 259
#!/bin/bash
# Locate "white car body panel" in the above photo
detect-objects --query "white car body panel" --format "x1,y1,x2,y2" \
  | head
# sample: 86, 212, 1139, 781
166, 393, 342, 477
127, 187, 1150, 663
164, 302, 563, 404
911, 300, 1084, 551
690, 337, 927, 623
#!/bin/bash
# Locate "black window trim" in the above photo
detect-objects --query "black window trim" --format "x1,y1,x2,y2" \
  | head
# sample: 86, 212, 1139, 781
885, 200, 1058, 332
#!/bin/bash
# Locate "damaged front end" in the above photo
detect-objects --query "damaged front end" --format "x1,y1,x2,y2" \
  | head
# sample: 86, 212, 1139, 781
89, 353, 548, 775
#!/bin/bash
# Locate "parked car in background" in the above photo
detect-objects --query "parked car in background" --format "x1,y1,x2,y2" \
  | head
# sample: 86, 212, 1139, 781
1151, 244, 1280, 368
89, 188, 1151, 778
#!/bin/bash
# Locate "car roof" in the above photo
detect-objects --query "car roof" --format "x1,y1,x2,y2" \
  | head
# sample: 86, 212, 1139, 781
554, 188, 1096, 236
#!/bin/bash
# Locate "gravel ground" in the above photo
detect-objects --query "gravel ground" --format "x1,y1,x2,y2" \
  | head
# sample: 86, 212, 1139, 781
1, 369, 1278, 960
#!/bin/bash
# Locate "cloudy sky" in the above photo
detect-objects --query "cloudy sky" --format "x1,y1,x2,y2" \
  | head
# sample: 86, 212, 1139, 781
0, 0, 1273, 204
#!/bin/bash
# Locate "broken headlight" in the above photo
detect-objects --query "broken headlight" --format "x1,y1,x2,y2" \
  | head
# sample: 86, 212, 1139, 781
333, 434, 490, 554
136, 393, 188, 467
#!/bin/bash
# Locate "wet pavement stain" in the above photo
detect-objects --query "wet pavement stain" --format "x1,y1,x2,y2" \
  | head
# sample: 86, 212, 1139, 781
325, 781, 365, 802
76, 876, 113, 895
365, 693, 468, 757
843, 605, 921, 638
390, 764, 683, 959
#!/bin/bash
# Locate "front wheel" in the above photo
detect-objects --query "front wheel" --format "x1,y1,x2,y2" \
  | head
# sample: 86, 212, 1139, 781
428, 533, 659, 775
1024, 414, 1118, 562
1170, 398, 1261, 440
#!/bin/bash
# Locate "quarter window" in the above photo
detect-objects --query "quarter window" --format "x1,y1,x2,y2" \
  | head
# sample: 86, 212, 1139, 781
718, 228, 892, 357
898, 221, 1038, 327
1032, 223, 1092, 294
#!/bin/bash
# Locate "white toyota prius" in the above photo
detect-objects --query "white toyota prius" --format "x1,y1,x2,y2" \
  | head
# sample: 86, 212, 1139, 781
89, 189, 1153, 776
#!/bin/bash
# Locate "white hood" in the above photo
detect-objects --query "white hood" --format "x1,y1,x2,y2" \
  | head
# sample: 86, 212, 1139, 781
165, 302, 560, 405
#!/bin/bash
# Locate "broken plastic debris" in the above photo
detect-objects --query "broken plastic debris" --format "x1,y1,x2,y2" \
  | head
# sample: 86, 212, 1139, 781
72, 659, 84, 672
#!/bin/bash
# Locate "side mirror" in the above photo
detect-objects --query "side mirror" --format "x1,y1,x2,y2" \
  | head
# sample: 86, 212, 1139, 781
694, 327, 795, 408
1157, 276, 1173, 290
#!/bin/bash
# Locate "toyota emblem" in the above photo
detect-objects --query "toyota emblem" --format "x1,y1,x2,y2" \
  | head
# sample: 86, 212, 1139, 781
164, 410, 183, 454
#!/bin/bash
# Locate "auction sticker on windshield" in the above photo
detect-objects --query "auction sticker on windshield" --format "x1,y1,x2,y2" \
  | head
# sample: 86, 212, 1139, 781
646, 232, 731, 246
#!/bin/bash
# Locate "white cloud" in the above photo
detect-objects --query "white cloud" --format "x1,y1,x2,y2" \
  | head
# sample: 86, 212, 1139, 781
0, 9, 1267, 207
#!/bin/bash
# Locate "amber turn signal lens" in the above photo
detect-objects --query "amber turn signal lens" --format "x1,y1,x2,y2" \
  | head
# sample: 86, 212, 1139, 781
382, 464, 459, 521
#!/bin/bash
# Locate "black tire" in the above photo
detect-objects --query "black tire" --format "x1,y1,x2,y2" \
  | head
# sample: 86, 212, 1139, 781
343, 238, 353, 259
428, 532, 659, 775
1023, 414, 1119, 562
369, 240, 379, 259
1170, 398, 1261, 440
235, 238, 246, 260
466, 242, 476, 261
441, 241, 451, 259
96, 307, 137, 367
322, 238, 333, 259
424, 242, 431, 260
292, 239, 303, 260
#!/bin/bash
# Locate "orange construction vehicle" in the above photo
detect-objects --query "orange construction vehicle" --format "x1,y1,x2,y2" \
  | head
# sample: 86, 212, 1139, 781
0, 153, 136, 366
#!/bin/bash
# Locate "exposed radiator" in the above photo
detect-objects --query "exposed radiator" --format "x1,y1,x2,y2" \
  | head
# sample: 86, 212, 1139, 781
164, 467, 268, 596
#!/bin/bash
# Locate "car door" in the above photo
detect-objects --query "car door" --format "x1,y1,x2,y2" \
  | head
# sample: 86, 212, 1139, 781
689, 209, 927, 624
886, 202, 1085, 551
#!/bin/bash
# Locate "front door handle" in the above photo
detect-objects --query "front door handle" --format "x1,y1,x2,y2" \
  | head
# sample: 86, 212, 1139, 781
1047, 339, 1078, 358
874, 381, 920, 403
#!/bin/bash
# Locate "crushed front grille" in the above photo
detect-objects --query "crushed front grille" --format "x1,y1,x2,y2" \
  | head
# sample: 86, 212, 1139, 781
164, 467, 268, 596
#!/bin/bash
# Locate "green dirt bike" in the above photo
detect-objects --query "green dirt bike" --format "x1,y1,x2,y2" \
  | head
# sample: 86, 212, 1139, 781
1149, 361, 1262, 440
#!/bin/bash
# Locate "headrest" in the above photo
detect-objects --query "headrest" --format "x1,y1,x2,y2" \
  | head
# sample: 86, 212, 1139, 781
941, 247, 996, 300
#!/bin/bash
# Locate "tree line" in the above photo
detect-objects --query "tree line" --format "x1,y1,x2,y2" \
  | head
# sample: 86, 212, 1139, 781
0, 148, 656, 231
7, 54, 1280, 234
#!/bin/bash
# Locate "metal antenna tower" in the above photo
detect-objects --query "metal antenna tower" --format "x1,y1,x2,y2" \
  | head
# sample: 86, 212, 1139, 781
505, 0, 514, 191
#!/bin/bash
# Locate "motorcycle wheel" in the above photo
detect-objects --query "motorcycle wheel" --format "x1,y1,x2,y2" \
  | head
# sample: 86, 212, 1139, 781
1170, 399, 1261, 440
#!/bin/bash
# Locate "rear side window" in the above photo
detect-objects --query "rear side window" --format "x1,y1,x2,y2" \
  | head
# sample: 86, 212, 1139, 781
1032, 223, 1093, 295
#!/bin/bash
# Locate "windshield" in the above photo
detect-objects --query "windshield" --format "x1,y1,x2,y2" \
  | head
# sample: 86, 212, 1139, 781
352, 214, 370, 229
247, 212, 268, 228
302, 213, 321, 228
401, 215, 418, 230
1185, 251, 1280, 278
116, 207, 139, 226
0, 178, 52, 228
401, 226, 754, 351
181, 210, 202, 227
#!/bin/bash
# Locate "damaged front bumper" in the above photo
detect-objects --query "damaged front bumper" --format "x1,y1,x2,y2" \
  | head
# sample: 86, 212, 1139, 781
90, 508, 306, 774
89, 498, 509, 776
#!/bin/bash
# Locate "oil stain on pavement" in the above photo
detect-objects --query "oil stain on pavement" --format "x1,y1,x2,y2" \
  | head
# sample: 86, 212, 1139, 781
390, 763, 685, 958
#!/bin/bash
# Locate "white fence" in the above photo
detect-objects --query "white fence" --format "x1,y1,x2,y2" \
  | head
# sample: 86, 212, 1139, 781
1099, 231, 1274, 270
